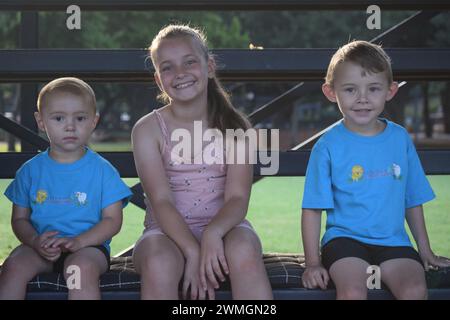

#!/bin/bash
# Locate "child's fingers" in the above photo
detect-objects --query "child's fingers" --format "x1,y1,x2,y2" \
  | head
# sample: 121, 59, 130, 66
212, 258, 225, 282
218, 255, 229, 275
44, 246, 61, 254
205, 262, 219, 289
64, 241, 75, 250
42, 237, 58, 248
432, 256, 450, 267
315, 273, 326, 290
198, 286, 206, 301
199, 263, 208, 291
190, 283, 199, 300
50, 238, 66, 248
181, 280, 189, 300
207, 283, 215, 300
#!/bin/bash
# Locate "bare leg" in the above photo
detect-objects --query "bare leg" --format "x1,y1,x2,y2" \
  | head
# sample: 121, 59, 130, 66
224, 227, 273, 300
380, 258, 427, 300
133, 234, 184, 300
329, 257, 370, 300
0, 245, 53, 299
63, 247, 108, 300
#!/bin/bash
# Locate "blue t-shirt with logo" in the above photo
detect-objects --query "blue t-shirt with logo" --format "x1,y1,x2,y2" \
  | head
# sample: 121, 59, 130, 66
302, 119, 435, 247
4, 148, 133, 252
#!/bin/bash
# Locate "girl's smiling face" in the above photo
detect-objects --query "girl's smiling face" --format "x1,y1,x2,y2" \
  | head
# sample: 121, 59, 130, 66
153, 36, 214, 106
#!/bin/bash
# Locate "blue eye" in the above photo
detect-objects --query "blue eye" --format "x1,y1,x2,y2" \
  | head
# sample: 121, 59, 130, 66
54, 116, 63, 122
345, 88, 355, 93
370, 87, 381, 92
77, 116, 87, 122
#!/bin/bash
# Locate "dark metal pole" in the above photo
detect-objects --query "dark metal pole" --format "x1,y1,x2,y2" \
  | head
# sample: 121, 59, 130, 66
20, 11, 39, 152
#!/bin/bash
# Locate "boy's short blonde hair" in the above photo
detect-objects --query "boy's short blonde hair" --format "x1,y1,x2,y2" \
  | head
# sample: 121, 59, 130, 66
37, 77, 96, 112
325, 40, 393, 87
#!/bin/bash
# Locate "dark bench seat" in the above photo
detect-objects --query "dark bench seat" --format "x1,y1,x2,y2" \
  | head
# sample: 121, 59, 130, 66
19, 253, 450, 300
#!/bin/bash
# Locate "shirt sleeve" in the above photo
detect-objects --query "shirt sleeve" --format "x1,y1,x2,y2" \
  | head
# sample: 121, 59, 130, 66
405, 135, 435, 208
301, 140, 334, 209
101, 163, 133, 210
4, 164, 31, 208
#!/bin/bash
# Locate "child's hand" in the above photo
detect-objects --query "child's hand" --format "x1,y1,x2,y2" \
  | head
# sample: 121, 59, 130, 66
181, 250, 205, 300
419, 250, 450, 271
32, 231, 62, 262
48, 237, 83, 253
200, 228, 229, 291
302, 265, 330, 290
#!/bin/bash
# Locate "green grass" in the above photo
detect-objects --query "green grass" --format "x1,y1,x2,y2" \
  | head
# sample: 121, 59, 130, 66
1, 176, 450, 264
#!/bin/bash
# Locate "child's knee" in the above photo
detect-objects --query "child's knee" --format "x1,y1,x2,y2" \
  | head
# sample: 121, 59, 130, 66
2, 254, 35, 278
337, 286, 367, 300
139, 250, 182, 277
396, 282, 427, 300
63, 256, 101, 281
225, 241, 262, 272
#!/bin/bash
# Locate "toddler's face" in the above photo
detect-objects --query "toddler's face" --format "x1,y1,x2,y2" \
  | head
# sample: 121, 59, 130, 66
324, 61, 398, 135
35, 92, 98, 155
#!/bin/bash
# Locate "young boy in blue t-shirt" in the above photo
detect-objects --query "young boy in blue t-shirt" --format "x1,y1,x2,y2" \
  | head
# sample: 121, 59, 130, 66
301, 41, 450, 299
0, 77, 132, 299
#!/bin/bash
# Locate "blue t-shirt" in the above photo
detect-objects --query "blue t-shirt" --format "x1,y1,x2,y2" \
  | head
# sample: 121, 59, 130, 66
4, 148, 133, 252
302, 119, 435, 247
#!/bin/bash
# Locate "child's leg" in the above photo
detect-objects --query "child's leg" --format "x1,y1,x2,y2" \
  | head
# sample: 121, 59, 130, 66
380, 258, 427, 300
329, 257, 370, 300
223, 227, 273, 299
133, 234, 184, 299
63, 247, 108, 300
0, 245, 53, 299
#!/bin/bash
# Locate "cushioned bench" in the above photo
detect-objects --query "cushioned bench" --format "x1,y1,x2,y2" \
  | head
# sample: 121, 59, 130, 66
19, 253, 450, 300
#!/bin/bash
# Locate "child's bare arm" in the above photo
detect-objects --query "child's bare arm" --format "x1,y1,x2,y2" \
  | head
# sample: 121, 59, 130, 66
406, 205, 450, 269
132, 115, 200, 257
11, 204, 38, 247
11, 204, 61, 261
302, 208, 323, 266
205, 162, 253, 238
301, 208, 329, 289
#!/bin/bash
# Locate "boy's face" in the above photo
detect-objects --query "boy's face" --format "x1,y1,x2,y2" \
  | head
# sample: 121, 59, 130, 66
34, 91, 99, 155
322, 61, 398, 134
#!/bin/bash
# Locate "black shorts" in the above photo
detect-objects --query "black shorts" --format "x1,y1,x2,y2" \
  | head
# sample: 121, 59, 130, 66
53, 245, 111, 274
321, 237, 423, 271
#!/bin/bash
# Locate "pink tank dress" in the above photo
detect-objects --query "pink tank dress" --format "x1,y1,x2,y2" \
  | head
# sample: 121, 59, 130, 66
139, 109, 253, 242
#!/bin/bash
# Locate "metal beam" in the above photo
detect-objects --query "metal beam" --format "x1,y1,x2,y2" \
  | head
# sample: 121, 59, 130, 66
1, 0, 449, 11
1, 48, 450, 82
1, 150, 449, 179
0, 113, 49, 150
19, 11, 39, 151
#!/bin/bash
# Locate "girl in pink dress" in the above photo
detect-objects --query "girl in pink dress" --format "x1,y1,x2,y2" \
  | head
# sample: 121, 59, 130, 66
131, 24, 272, 300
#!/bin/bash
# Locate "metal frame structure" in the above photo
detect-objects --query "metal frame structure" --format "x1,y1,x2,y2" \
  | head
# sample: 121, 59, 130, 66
1, 0, 450, 11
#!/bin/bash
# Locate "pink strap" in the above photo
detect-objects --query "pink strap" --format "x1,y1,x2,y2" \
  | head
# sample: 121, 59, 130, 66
154, 109, 170, 145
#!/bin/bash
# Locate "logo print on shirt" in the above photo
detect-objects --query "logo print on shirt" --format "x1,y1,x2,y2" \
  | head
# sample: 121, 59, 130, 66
74, 192, 87, 205
350, 165, 364, 182
389, 163, 402, 180
35, 190, 48, 204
